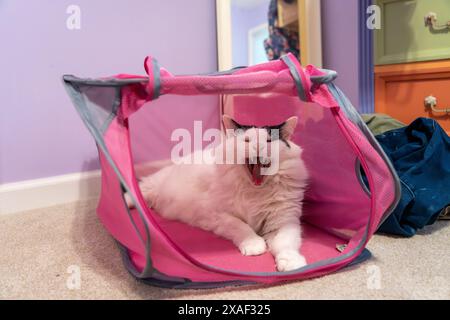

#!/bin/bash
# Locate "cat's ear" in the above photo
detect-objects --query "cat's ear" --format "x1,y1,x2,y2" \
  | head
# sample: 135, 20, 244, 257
280, 116, 298, 140
222, 115, 239, 131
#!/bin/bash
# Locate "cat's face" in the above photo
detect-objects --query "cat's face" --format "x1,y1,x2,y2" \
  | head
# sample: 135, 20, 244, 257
222, 115, 298, 186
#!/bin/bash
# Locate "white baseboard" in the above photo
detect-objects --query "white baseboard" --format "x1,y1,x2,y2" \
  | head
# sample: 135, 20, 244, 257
0, 159, 174, 215
0, 170, 102, 215
0, 160, 174, 215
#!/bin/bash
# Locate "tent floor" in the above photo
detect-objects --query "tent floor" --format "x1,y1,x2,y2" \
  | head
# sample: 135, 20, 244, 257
153, 214, 347, 273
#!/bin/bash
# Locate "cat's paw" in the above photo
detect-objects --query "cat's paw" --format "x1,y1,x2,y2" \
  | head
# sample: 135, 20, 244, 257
124, 192, 135, 209
276, 251, 307, 272
124, 190, 155, 209
239, 236, 267, 256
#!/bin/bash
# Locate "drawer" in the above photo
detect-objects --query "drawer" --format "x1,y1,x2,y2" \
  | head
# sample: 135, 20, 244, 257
375, 0, 450, 65
375, 60, 450, 135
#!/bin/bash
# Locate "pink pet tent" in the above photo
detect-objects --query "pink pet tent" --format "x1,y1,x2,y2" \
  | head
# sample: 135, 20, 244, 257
63, 54, 400, 288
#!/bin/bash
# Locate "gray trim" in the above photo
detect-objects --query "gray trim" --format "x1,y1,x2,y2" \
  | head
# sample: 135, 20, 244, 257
122, 239, 371, 289
118, 184, 146, 245
310, 69, 338, 84
138, 249, 372, 289
151, 58, 161, 99
280, 55, 307, 101
117, 241, 255, 289
202, 66, 247, 76
117, 185, 195, 285
139, 276, 253, 290
327, 83, 401, 228
355, 158, 372, 197
116, 241, 190, 285
63, 75, 147, 87
346, 248, 371, 267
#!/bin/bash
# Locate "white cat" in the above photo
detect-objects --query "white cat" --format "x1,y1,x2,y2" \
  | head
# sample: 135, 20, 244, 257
126, 115, 309, 272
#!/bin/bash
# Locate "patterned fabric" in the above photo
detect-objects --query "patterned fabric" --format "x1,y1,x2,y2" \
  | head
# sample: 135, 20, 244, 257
264, 0, 300, 61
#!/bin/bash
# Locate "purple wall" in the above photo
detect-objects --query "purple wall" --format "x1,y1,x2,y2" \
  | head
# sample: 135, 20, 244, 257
0, 0, 217, 184
321, 0, 360, 108
0, 0, 361, 184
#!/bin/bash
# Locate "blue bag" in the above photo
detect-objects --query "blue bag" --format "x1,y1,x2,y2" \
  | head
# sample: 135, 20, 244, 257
376, 118, 450, 236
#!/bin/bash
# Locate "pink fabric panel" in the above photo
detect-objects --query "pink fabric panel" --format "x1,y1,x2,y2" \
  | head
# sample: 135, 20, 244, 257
129, 94, 220, 166
335, 113, 396, 234
160, 70, 298, 96
118, 83, 151, 121
297, 107, 371, 239
224, 93, 301, 126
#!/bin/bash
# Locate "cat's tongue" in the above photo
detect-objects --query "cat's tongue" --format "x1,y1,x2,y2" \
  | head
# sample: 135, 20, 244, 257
252, 163, 263, 186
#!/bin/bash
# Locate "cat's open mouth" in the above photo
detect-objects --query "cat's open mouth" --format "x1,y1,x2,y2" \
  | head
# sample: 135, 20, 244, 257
245, 157, 271, 186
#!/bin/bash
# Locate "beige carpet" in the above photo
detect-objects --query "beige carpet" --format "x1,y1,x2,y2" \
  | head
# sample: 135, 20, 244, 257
0, 199, 449, 300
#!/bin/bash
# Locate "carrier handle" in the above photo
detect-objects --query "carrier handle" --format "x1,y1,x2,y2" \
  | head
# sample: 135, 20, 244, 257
144, 56, 161, 100
143, 54, 334, 102
281, 54, 312, 102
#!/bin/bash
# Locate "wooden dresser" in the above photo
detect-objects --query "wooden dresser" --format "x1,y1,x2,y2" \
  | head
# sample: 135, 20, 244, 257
374, 0, 450, 135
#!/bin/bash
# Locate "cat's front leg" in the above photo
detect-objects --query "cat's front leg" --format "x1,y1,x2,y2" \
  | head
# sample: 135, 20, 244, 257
211, 215, 267, 256
124, 179, 155, 209
265, 222, 307, 272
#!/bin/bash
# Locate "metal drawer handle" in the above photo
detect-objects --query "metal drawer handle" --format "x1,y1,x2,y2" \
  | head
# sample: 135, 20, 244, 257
424, 95, 450, 114
424, 12, 450, 31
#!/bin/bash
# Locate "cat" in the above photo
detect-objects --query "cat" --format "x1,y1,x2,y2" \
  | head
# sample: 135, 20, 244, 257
125, 115, 309, 272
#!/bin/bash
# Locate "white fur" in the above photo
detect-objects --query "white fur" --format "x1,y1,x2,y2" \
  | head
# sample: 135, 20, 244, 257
126, 117, 309, 271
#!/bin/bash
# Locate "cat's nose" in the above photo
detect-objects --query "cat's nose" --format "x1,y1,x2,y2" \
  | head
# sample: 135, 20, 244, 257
244, 136, 250, 143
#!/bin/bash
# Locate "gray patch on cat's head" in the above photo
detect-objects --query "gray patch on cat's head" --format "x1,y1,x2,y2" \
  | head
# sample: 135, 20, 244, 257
224, 117, 296, 148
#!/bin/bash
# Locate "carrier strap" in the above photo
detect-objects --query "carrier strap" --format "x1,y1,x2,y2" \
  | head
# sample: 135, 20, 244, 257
281, 54, 311, 102
144, 56, 161, 100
